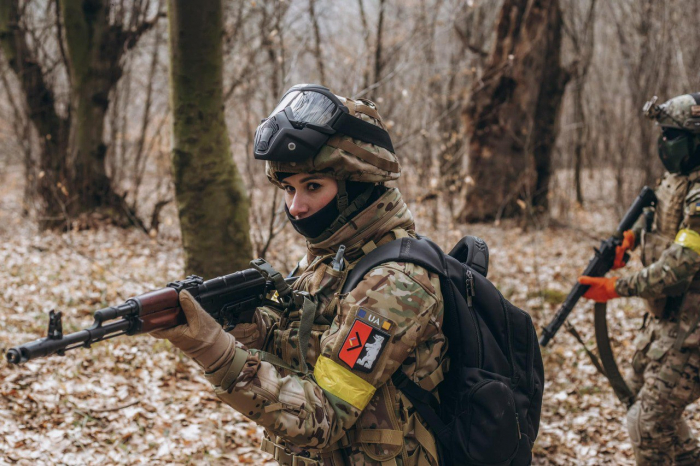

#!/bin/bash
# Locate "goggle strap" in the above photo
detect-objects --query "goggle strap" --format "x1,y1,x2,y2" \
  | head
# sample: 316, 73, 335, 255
327, 135, 400, 174
354, 101, 382, 121
335, 112, 395, 153
345, 98, 356, 116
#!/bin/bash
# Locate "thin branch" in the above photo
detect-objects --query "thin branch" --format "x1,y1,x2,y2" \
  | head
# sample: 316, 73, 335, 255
53, 0, 71, 92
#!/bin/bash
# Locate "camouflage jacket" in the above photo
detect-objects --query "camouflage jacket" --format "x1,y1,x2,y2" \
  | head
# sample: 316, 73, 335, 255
206, 188, 447, 465
616, 171, 700, 300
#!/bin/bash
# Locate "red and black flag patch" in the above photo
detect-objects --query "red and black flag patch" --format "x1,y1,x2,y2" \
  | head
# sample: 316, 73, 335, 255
338, 318, 390, 373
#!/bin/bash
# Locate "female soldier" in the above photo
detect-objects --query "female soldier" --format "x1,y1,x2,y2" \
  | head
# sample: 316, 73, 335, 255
152, 85, 447, 465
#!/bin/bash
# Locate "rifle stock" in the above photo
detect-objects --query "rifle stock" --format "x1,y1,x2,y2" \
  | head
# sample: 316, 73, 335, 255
539, 186, 657, 347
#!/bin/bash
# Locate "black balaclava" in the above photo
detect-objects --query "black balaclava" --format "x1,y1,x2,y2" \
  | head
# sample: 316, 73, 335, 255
284, 179, 385, 241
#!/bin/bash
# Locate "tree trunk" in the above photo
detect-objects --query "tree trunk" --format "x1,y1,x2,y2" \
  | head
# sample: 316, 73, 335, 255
308, 0, 325, 83
460, 0, 569, 222
0, 0, 70, 227
60, 0, 134, 221
0, 0, 155, 229
168, 0, 253, 277
373, 0, 386, 84
573, 79, 585, 204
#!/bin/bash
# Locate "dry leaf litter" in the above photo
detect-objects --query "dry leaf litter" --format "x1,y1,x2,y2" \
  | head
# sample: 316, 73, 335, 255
1, 167, 683, 465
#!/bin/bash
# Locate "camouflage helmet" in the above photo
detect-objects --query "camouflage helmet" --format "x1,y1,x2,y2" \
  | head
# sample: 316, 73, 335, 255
644, 93, 700, 174
264, 94, 400, 188
644, 93, 700, 133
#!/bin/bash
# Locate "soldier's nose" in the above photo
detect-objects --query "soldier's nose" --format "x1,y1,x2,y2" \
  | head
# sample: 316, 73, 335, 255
288, 195, 308, 219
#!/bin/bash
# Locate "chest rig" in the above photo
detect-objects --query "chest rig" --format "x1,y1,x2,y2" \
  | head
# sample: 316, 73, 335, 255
642, 172, 691, 266
255, 247, 349, 374
642, 171, 700, 316
255, 230, 441, 465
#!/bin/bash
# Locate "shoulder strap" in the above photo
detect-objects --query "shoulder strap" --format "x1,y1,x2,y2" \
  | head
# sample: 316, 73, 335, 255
342, 237, 447, 294
343, 236, 483, 369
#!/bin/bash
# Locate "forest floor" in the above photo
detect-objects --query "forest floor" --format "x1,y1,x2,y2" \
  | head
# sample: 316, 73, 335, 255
0, 166, 681, 465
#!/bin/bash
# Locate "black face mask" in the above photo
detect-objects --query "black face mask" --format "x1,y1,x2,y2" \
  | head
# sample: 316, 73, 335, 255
286, 197, 340, 239
658, 128, 700, 174
286, 182, 384, 240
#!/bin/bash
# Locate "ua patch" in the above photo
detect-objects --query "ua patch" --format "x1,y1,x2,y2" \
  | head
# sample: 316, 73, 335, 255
338, 319, 389, 372
357, 308, 393, 331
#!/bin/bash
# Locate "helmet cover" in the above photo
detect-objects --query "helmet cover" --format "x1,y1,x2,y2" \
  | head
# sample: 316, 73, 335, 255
265, 94, 400, 187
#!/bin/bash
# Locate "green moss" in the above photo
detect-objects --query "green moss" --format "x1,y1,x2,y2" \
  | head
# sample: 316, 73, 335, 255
527, 288, 567, 305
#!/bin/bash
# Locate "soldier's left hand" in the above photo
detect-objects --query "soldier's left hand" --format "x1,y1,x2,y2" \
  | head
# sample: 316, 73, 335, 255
150, 290, 235, 371
612, 230, 635, 270
578, 276, 620, 303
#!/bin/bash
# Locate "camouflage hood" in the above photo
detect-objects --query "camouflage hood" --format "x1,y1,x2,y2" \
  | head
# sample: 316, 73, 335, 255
307, 187, 415, 260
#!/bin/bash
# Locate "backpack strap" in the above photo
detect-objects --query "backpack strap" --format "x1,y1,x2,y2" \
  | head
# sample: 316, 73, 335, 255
403, 410, 440, 465
342, 237, 446, 293
392, 371, 450, 446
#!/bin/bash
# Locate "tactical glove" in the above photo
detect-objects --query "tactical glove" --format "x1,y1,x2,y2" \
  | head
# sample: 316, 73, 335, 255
150, 289, 236, 372
578, 276, 619, 303
612, 230, 636, 270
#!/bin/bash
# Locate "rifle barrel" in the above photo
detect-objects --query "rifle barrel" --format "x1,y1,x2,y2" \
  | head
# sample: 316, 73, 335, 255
6, 319, 132, 364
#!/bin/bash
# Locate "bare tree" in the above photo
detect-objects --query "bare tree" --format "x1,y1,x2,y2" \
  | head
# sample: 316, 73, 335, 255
168, 0, 253, 277
562, 0, 597, 204
308, 0, 325, 83
609, 0, 671, 187
0, 0, 161, 229
460, 0, 570, 222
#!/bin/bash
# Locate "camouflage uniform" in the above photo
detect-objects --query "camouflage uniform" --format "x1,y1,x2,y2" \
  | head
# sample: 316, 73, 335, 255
154, 89, 447, 464
616, 170, 700, 465
210, 187, 447, 465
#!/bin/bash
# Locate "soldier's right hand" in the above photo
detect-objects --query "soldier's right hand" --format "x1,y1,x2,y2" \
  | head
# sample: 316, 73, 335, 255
150, 290, 235, 371
612, 230, 635, 270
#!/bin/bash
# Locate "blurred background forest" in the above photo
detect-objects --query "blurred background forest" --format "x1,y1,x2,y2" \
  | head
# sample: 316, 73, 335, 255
1, 0, 700, 464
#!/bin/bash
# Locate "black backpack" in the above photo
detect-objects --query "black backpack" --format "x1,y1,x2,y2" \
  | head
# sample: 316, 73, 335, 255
342, 236, 544, 466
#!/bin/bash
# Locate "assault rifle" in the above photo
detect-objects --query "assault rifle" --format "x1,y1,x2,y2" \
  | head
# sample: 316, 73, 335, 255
6, 259, 295, 365
539, 186, 657, 347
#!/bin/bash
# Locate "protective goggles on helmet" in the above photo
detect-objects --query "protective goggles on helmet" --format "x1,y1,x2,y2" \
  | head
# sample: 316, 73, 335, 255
253, 84, 394, 162
658, 127, 700, 174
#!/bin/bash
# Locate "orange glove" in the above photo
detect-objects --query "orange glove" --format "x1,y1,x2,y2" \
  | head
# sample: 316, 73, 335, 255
612, 230, 635, 270
578, 276, 619, 303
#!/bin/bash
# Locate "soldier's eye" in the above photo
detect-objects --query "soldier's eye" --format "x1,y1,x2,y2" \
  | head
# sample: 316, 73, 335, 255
307, 182, 321, 191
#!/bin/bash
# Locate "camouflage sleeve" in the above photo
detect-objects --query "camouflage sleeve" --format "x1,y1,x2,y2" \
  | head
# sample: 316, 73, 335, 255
205, 262, 442, 449
629, 208, 651, 251
616, 187, 700, 298
615, 243, 700, 298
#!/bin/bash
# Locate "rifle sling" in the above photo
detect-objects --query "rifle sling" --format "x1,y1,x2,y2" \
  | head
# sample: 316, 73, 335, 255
564, 305, 635, 409
593, 302, 635, 408
565, 323, 607, 377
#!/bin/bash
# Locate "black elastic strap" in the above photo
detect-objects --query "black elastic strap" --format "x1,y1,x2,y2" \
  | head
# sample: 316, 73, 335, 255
336, 179, 348, 212
691, 93, 700, 105
593, 302, 635, 408
336, 112, 395, 153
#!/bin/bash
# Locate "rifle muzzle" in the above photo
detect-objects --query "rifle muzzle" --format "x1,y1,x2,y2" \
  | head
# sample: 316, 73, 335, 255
6, 348, 23, 365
